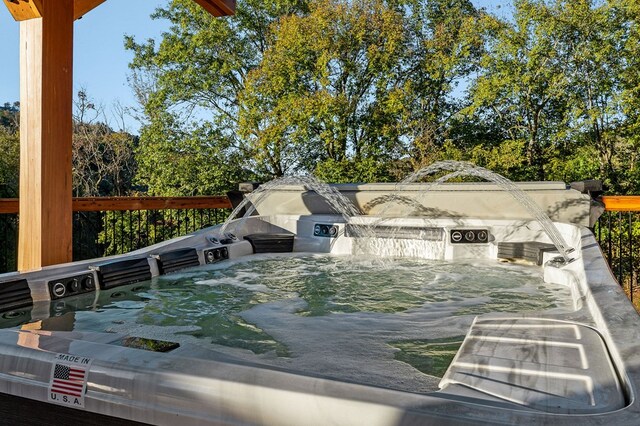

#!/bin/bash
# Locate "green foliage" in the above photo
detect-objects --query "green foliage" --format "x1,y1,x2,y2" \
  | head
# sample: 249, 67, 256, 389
240, 0, 406, 174
0, 104, 21, 271
554, 1, 627, 191
398, 0, 484, 169
465, 0, 571, 179
135, 113, 253, 195
126, 0, 309, 184
314, 157, 395, 183
0, 102, 19, 131
0, 126, 19, 198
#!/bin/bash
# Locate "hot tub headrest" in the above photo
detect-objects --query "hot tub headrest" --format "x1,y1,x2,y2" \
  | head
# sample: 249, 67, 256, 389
243, 233, 295, 253
93, 258, 152, 290
0, 279, 32, 312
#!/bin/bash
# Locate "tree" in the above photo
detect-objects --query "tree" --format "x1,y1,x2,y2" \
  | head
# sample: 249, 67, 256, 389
72, 90, 138, 197
555, 0, 628, 191
134, 111, 249, 195
0, 105, 19, 272
0, 102, 19, 132
397, 0, 484, 169
618, 0, 640, 134
466, 0, 570, 180
126, 0, 309, 187
615, 0, 640, 192
0, 129, 19, 199
0, 103, 19, 198
239, 0, 406, 180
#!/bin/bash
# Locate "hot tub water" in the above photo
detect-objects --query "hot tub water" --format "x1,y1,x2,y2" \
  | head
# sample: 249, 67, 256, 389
10, 254, 573, 394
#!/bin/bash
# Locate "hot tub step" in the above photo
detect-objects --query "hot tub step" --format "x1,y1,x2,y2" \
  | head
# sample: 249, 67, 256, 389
438, 317, 625, 414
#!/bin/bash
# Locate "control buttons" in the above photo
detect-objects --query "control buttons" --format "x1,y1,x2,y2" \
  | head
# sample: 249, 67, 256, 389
204, 247, 230, 264
82, 276, 95, 290
451, 231, 463, 242
48, 273, 96, 300
52, 282, 66, 298
220, 233, 237, 244
314, 224, 339, 238
67, 279, 80, 293
450, 229, 490, 244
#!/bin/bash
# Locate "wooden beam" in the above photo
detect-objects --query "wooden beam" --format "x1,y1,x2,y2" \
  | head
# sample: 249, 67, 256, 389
73, 196, 232, 212
0, 196, 232, 214
18, 0, 74, 271
73, 0, 105, 20
192, 0, 235, 17
2, 0, 42, 21
0, 199, 18, 214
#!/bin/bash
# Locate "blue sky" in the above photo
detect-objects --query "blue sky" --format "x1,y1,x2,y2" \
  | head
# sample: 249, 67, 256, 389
0, 1, 170, 132
0, 1, 509, 133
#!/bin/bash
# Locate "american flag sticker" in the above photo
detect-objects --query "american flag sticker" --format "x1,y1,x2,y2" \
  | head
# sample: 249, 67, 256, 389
48, 353, 92, 408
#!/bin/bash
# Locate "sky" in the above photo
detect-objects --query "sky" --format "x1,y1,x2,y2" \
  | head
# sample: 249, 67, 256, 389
0, 1, 509, 134
0, 1, 171, 132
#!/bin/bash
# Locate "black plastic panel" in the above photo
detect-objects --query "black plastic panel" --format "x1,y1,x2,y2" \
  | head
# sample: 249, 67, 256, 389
0, 279, 33, 312
94, 258, 152, 290
48, 273, 96, 300
314, 224, 339, 238
157, 248, 200, 275
204, 246, 229, 264
450, 229, 489, 244
244, 233, 295, 253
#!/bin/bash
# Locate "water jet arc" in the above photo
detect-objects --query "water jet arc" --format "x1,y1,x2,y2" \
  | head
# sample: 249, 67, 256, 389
400, 160, 573, 262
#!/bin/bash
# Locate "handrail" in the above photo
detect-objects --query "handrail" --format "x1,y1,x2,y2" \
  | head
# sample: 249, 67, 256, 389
2, 194, 637, 214
3, 195, 637, 213
0, 196, 232, 214
601, 196, 640, 212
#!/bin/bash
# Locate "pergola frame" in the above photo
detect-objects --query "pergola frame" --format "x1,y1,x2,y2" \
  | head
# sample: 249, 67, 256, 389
2, 0, 235, 271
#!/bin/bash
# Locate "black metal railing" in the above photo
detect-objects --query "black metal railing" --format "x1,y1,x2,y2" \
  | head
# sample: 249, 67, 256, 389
0, 197, 232, 274
85, 208, 229, 258
0, 213, 18, 273
595, 196, 640, 306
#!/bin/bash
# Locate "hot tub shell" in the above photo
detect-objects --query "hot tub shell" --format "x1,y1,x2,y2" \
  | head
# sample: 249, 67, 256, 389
0, 182, 638, 425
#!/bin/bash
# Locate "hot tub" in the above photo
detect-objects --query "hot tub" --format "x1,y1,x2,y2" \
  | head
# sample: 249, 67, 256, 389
0, 180, 638, 425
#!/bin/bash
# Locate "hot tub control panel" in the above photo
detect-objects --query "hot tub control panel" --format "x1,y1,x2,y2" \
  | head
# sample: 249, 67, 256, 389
48, 273, 96, 300
450, 229, 489, 244
204, 246, 229, 264
314, 224, 339, 238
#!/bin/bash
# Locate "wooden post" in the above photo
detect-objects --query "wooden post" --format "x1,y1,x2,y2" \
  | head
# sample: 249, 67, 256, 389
4, 0, 234, 271
18, 0, 74, 271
